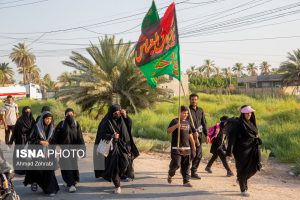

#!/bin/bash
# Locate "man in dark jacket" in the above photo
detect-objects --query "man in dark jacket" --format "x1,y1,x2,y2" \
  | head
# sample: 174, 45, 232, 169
188, 93, 208, 179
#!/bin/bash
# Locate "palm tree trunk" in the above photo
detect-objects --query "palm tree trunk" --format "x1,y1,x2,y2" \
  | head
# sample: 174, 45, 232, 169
23, 66, 26, 84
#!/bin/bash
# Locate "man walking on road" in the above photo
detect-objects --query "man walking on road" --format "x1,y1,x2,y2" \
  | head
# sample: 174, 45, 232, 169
3, 96, 19, 145
189, 93, 208, 179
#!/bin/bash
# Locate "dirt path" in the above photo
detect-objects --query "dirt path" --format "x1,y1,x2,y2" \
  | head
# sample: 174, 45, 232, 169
137, 153, 300, 200
1, 127, 299, 199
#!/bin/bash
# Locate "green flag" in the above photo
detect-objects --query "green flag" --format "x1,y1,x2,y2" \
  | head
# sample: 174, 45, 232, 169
141, 1, 159, 31
135, 2, 180, 88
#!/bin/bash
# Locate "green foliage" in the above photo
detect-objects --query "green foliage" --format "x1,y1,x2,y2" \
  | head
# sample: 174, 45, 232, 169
189, 76, 237, 92
57, 35, 170, 118
134, 138, 170, 153
279, 49, 300, 88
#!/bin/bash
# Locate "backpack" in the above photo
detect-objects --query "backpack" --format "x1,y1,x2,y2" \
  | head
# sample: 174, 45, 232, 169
223, 117, 240, 138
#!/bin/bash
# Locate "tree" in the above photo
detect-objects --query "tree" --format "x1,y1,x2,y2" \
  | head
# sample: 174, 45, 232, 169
41, 74, 57, 98
57, 36, 170, 118
279, 49, 300, 93
200, 59, 216, 78
260, 61, 271, 75
186, 66, 198, 78
247, 63, 258, 76
271, 68, 279, 74
18, 64, 41, 84
0, 63, 14, 86
222, 67, 233, 90
214, 67, 222, 78
222, 67, 233, 78
232, 63, 244, 77
10, 43, 36, 84
57, 72, 73, 87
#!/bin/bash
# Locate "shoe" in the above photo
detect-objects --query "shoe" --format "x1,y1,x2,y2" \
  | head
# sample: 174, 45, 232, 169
114, 187, 121, 194
227, 171, 234, 177
191, 173, 201, 179
31, 183, 38, 192
68, 185, 76, 193
241, 191, 250, 197
183, 182, 193, 187
48, 193, 55, 197
167, 175, 172, 184
123, 177, 132, 182
205, 167, 212, 173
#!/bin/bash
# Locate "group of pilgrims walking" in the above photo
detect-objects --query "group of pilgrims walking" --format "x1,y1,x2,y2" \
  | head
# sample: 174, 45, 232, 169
3, 94, 262, 197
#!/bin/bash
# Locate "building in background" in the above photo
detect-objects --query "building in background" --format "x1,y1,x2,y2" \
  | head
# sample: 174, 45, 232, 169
159, 74, 189, 97
237, 74, 300, 95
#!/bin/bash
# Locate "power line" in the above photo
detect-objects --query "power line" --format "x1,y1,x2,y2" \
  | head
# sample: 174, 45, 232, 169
181, 0, 264, 30
182, 35, 300, 43
0, 0, 220, 35
0, 0, 28, 5
0, 0, 48, 10
180, 2, 300, 37
181, 10, 300, 38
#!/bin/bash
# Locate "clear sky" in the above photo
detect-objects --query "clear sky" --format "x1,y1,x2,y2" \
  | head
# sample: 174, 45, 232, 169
0, 0, 300, 81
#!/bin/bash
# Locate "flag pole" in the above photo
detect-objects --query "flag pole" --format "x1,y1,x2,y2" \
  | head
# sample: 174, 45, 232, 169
177, 79, 181, 148
174, 0, 181, 148
180, 81, 200, 147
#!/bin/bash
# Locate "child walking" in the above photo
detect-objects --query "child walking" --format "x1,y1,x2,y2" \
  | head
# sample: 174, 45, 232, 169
167, 106, 196, 187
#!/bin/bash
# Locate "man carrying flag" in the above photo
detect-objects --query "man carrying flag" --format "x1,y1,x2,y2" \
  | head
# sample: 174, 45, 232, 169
135, 0, 197, 187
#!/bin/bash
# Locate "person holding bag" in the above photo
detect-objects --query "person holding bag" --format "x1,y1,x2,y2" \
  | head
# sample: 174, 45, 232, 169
93, 104, 139, 194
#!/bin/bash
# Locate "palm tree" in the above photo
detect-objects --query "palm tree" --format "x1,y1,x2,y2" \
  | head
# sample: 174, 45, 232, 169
41, 74, 57, 98
18, 64, 41, 84
186, 66, 198, 78
232, 63, 244, 77
57, 72, 73, 87
57, 36, 170, 118
271, 68, 279, 74
214, 67, 222, 78
196, 66, 204, 77
200, 59, 216, 78
279, 49, 300, 93
10, 43, 35, 84
222, 67, 233, 78
247, 63, 258, 76
222, 67, 233, 90
0, 63, 14, 86
260, 61, 271, 75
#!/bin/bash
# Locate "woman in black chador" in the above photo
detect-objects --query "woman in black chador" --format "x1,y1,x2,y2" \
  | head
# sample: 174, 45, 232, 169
9, 106, 35, 175
53, 108, 85, 193
23, 111, 59, 197
226, 105, 262, 197
94, 104, 139, 194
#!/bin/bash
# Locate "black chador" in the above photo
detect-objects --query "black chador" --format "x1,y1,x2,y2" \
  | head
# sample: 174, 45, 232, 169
226, 106, 262, 194
9, 106, 35, 175
23, 112, 59, 195
93, 104, 139, 189
53, 108, 85, 189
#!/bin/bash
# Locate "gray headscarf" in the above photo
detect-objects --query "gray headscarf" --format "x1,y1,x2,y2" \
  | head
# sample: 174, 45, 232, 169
36, 111, 55, 140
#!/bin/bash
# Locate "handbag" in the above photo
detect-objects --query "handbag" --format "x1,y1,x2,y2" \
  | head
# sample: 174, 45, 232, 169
97, 138, 113, 157
96, 120, 115, 157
